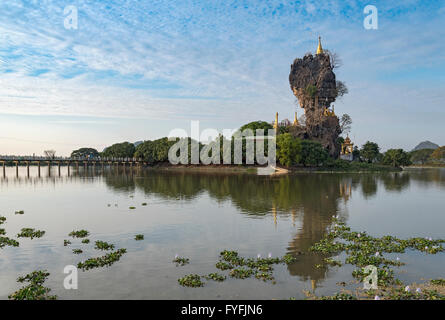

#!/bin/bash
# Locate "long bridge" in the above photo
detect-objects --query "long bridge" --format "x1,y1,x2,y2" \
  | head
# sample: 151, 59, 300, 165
0, 156, 149, 177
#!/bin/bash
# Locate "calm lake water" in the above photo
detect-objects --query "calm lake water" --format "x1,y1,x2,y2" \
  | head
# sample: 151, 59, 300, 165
1, 166, 444, 299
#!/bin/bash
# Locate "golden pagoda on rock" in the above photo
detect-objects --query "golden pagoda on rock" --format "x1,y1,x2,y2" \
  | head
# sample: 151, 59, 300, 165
316, 36, 323, 55
273, 112, 279, 135
293, 111, 299, 126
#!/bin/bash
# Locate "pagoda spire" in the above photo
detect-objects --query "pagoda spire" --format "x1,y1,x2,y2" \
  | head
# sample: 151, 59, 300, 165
316, 36, 323, 55
293, 111, 299, 126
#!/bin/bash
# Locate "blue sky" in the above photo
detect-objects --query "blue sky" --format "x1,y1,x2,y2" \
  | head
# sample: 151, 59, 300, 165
0, 0, 444, 155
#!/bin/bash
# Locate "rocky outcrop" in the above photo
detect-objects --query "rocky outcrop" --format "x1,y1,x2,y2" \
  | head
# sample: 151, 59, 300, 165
289, 53, 341, 157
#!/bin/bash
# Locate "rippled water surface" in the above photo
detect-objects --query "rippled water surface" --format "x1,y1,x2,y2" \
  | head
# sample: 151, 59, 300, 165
1, 166, 444, 299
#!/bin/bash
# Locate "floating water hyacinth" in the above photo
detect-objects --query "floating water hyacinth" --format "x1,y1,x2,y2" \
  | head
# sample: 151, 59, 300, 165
268, 253, 272, 258
375, 252, 380, 257
405, 286, 410, 292
173, 256, 190, 266
94, 240, 115, 251
374, 295, 380, 300
69, 230, 89, 238
416, 288, 421, 293
77, 249, 127, 271
8, 270, 56, 300
17, 228, 45, 239
135, 234, 144, 240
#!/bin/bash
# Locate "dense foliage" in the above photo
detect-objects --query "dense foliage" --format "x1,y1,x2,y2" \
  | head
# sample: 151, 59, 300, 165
70, 148, 99, 159
430, 146, 445, 161
276, 133, 301, 167
101, 142, 135, 158
409, 149, 434, 164
382, 149, 412, 167
360, 141, 380, 163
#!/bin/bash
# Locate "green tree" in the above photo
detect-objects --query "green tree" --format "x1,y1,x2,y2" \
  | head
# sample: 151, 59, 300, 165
71, 148, 99, 159
239, 121, 273, 134
360, 141, 380, 163
300, 140, 328, 167
382, 149, 412, 167
276, 133, 302, 167
102, 142, 135, 158
430, 146, 445, 161
409, 149, 434, 164
352, 146, 360, 159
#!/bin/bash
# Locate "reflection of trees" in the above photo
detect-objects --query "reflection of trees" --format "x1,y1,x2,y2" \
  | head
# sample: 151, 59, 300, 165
380, 172, 411, 192
360, 175, 378, 199
102, 171, 136, 194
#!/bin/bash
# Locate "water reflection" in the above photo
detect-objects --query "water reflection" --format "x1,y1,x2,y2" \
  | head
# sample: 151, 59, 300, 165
1, 167, 444, 291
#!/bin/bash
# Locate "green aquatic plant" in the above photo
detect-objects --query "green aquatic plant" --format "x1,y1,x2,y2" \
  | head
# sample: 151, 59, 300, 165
81, 238, 90, 244
129, 206, 136, 210
69, 230, 89, 238
431, 279, 445, 286
255, 271, 274, 282
0, 216, 6, 224
15, 210, 24, 215
8, 270, 56, 300
77, 248, 127, 271
73, 249, 83, 254
141, 203, 147, 206
319, 292, 357, 300
135, 234, 144, 240
309, 218, 445, 288
173, 256, 190, 266
17, 228, 45, 239
281, 254, 298, 264
324, 258, 343, 267
204, 273, 226, 282
229, 267, 254, 279
0, 228, 5, 236
64, 239, 71, 246
178, 274, 204, 287
0, 236, 20, 248
215, 261, 233, 270
94, 240, 115, 251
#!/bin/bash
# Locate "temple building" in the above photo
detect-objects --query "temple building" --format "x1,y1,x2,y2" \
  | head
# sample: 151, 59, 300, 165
323, 105, 336, 117
340, 136, 354, 161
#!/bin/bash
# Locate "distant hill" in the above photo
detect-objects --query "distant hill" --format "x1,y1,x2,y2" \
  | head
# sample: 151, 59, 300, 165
412, 141, 439, 151
133, 141, 143, 147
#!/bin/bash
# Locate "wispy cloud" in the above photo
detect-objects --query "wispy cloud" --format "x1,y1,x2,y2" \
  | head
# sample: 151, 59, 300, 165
0, 1, 444, 151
